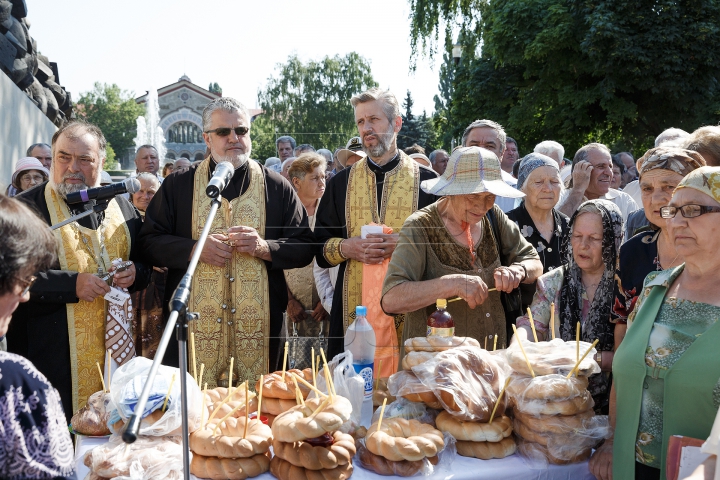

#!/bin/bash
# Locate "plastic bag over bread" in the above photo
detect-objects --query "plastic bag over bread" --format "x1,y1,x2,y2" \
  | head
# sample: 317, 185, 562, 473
410, 346, 505, 422
505, 338, 600, 377
71, 390, 112, 436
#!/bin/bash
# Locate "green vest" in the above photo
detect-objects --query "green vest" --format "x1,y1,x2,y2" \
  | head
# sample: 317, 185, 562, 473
612, 265, 720, 479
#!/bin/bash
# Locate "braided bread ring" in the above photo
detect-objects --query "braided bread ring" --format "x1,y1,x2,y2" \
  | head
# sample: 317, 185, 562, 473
513, 407, 595, 435
261, 397, 299, 416
507, 374, 589, 401
514, 391, 594, 416
189, 452, 270, 480
190, 417, 272, 458
456, 436, 517, 460
357, 443, 435, 477
271, 396, 352, 443
404, 336, 481, 353
517, 439, 592, 465
435, 411, 512, 442
255, 369, 313, 400
400, 391, 443, 409
272, 431, 356, 470
365, 418, 444, 462
269, 455, 353, 480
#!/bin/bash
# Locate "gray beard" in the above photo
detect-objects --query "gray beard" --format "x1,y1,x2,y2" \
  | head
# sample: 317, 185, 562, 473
56, 181, 88, 199
363, 126, 395, 159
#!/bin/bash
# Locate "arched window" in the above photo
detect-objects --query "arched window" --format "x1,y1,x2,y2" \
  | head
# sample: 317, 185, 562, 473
167, 121, 203, 144
195, 152, 205, 161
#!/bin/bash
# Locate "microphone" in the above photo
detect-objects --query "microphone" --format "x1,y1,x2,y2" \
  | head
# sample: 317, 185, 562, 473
65, 178, 141, 204
206, 161, 235, 198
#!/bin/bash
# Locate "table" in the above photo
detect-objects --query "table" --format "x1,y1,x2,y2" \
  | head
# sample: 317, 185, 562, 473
75, 435, 596, 480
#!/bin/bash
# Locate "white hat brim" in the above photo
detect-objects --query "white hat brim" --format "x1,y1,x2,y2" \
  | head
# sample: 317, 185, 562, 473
421, 177, 525, 198
337, 149, 367, 167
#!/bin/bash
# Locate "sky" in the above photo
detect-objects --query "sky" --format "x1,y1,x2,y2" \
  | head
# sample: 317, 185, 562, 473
28, 0, 443, 115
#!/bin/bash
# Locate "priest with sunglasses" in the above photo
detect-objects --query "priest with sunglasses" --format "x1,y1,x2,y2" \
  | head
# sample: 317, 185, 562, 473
138, 97, 314, 388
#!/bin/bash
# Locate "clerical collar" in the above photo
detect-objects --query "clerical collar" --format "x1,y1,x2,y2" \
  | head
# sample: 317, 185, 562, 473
367, 152, 400, 172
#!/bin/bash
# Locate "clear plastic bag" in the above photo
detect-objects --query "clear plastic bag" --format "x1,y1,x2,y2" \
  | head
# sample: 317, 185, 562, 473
370, 397, 438, 426
387, 370, 442, 410
410, 346, 505, 422
83, 434, 186, 479
310, 351, 364, 433
505, 338, 600, 377
355, 431, 456, 477
107, 357, 202, 436
507, 374, 590, 403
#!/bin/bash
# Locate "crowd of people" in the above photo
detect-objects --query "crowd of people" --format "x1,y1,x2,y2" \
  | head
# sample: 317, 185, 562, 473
2, 86, 720, 479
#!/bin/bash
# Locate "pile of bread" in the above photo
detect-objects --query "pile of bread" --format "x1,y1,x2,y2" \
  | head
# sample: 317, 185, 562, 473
386, 337, 517, 463
190, 384, 272, 479
71, 390, 113, 436
506, 337, 605, 464
270, 389, 355, 480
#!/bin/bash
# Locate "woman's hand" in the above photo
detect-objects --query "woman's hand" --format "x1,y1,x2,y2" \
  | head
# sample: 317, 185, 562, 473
589, 439, 613, 480
493, 265, 524, 293
286, 296, 306, 323
311, 300, 328, 322
452, 274, 489, 308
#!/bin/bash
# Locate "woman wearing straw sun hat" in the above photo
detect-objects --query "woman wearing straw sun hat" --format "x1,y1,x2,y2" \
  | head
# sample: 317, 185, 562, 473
381, 146, 542, 349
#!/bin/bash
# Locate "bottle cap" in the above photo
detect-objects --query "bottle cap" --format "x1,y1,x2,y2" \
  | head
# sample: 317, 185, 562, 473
356, 305, 367, 316
436, 299, 447, 308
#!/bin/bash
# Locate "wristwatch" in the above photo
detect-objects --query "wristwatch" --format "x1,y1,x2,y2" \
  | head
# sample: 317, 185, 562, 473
595, 351, 602, 366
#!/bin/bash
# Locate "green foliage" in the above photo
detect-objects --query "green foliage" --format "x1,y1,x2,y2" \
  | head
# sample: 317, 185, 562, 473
249, 114, 278, 162
257, 53, 378, 153
412, 0, 720, 156
398, 90, 437, 151
103, 144, 118, 170
75, 83, 144, 160
209, 82, 222, 95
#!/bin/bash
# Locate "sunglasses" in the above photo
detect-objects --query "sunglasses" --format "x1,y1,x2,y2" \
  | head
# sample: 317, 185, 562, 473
204, 126, 249, 137
16, 275, 37, 296
659, 204, 720, 219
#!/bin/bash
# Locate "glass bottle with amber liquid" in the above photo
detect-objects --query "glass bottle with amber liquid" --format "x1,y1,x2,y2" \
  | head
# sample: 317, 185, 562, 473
427, 299, 454, 337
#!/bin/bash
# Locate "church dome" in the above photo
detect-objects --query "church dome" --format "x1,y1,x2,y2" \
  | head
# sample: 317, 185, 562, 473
179, 75, 191, 82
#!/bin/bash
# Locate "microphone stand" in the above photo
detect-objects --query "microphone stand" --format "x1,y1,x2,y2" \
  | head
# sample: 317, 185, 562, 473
122, 194, 223, 480
50, 200, 110, 230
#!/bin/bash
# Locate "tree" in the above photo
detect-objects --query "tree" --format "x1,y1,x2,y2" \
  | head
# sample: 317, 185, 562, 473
398, 90, 437, 151
410, 0, 720, 155
75, 83, 144, 163
257, 53, 378, 155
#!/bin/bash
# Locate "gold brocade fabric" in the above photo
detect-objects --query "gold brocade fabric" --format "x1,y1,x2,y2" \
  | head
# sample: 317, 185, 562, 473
343, 154, 419, 338
189, 158, 269, 389
44, 184, 131, 413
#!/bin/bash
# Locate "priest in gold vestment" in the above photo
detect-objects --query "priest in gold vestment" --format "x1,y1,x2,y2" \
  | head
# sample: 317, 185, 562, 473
315, 88, 438, 374
8, 120, 151, 421
138, 98, 314, 389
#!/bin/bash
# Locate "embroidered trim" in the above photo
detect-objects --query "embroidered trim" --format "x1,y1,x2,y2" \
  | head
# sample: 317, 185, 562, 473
324, 237, 346, 266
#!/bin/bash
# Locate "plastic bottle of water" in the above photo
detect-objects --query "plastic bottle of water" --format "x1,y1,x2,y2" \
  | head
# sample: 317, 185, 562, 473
344, 305, 376, 427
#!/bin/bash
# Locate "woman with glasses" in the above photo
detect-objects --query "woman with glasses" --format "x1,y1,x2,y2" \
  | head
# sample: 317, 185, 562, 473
613, 148, 705, 345
0, 194, 75, 479
6, 157, 49, 197
590, 166, 720, 480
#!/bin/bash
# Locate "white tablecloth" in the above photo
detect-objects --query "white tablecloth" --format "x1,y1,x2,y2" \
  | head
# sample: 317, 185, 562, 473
75, 435, 596, 480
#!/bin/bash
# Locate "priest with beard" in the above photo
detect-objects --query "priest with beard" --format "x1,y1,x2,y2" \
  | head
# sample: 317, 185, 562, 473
315, 88, 438, 376
8, 120, 151, 422
137, 97, 314, 388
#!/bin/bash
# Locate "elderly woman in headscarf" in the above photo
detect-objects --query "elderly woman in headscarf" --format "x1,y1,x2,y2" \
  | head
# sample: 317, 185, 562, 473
613, 148, 705, 344
507, 153, 570, 313
381, 146, 543, 350
590, 166, 720, 480
516, 199, 624, 413
6, 157, 49, 197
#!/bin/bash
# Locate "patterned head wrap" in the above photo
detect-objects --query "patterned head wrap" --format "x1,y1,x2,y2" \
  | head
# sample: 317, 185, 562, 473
516, 153, 560, 190
675, 166, 720, 204
636, 147, 706, 179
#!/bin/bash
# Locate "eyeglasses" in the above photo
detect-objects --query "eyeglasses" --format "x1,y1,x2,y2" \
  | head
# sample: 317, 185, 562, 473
21, 174, 45, 183
16, 275, 37, 296
659, 204, 720, 219
204, 126, 249, 137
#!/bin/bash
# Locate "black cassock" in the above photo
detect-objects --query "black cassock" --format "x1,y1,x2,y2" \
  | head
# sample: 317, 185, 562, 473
8, 182, 151, 422
314, 156, 439, 359
137, 159, 315, 371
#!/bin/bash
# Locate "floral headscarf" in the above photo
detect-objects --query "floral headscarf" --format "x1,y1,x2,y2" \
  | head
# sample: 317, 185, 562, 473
636, 147, 706, 179
674, 166, 720, 204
